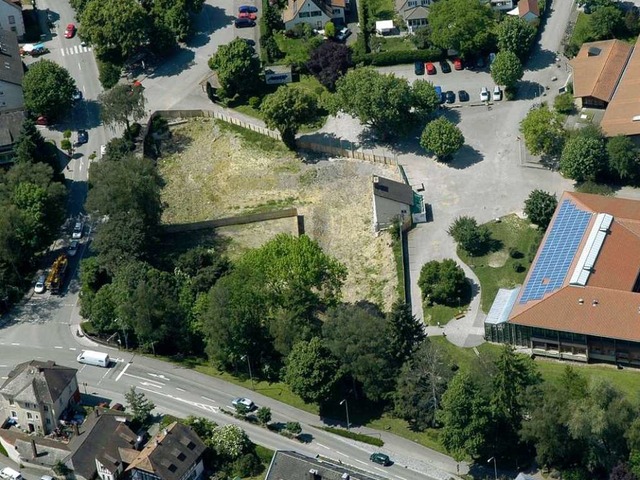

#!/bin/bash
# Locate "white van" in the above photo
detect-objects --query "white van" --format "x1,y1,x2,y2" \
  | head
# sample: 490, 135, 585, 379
77, 350, 110, 367
1, 467, 23, 480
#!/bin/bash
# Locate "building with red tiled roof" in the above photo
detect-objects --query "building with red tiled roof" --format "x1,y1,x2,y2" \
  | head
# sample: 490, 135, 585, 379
486, 192, 640, 365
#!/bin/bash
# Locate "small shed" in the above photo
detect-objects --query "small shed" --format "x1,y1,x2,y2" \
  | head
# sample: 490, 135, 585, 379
372, 175, 414, 232
375, 20, 394, 35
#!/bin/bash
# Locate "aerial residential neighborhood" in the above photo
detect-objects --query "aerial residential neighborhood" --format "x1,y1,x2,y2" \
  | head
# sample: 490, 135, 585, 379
1, 0, 640, 479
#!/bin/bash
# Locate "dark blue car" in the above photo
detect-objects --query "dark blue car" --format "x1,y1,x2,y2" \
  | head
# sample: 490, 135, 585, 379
414, 61, 425, 75
239, 5, 258, 13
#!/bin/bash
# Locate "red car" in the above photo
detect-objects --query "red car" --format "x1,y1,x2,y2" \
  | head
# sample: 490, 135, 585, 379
35, 116, 49, 126
425, 62, 436, 75
64, 23, 76, 38
453, 58, 463, 70
238, 11, 257, 20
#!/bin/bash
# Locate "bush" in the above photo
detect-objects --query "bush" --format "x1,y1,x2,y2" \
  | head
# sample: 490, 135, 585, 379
125, 122, 142, 140
353, 47, 443, 66
98, 60, 122, 89
418, 259, 467, 306
554, 92, 575, 114
512, 262, 524, 273
448, 216, 492, 256
575, 181, 615, 196
285, 422, 302, 435
231, 453, 262, 477
509, 248, 523, 259
248, 96, 262, 109
320, 426, 385, 446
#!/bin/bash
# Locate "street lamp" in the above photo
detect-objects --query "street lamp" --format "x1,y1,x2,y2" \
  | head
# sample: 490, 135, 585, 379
340, 399, 350, 431
241, 355, 254, 390
488, 457, 497, 480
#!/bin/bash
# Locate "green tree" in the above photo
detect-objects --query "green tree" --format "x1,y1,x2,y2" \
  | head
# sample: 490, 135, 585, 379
209, 38, 261, 98
524, 190, 558, 229
394, 340, 452, 430
412, 80, 441, 119
285, 421, 302, 435
256, 407, 272, 425
99, 83, 147, 131
325, 21, 336, 38
490, 50, 524, 88
307, 41, 353, 91
554, 92, 575, 114
331, 68, 414, 138
427, 0, 496, 58
80, 0, 149, 59
560, 127, 608, 182
520, 104, 566, 156
284, 337, 339, 404
322, 303, 396, 401
212, 425, 250, 459
418, 259, 467, 306
437, 372, 490, 460
13, 119, 55, 166
92, 212, 149, 275
261, 86, 318, 149
386, 301, 426, 367
60, 139, 72, 156
496, 16, 536, 60
447, 216, 491, 256
590, 5, 625, 40
420, 117, 464, 161
23, 60, 76, 119
411, 26, 432, 49
124, 386, 155, 423
182, 416, 218, 446
607, 135, 640, 182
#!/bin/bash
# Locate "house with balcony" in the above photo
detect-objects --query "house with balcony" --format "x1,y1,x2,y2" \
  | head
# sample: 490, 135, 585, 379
283, 0, 345, 30
0, 360, 79, 435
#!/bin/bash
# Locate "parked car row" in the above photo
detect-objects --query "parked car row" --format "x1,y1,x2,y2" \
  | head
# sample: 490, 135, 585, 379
480, 86, 502, 102
415, 58, 464, 76
235, 5, 258, 28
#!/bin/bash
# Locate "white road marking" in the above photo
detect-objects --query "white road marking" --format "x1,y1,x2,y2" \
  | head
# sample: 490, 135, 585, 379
123, 372, 164, 386
74, 45, 79, 54
78, 61, 81, 71
340, 454, 351, 459
374, 467, 386, 473
69, 347, 77, 351
11, 343, 19, 346
140, 382, 162, 388
54, 346, 63, 349
394, 475, 408, 480
137, 386, 219, 414
354, 459, 367, 465
201, 396, 216, 402
148, 373, 169, 381
0, 365, 7, 368
316, 443, 330, 450
115, 361, 131, 382
176, 387, 186, 392
61, 49, 65, 57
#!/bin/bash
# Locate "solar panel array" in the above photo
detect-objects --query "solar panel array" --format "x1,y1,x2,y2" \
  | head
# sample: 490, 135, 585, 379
519, 199, 592, 304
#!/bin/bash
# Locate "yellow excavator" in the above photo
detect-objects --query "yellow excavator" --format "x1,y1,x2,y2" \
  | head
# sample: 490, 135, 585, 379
45, 254, 68, 294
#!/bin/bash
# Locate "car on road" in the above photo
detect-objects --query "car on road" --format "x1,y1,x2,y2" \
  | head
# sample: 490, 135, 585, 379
493, 85, 503, 101
414, 61, 424, 75
336, 27, 351, 42
238, 11, 257, 20
453, 58, 463, 70
232, 397, 256, 411
34, 275, 46, 294
370, 453, 391, 466
458, 90, 470, 102
425, 62, 436, 75
77, 129, 88, 144
480, 86, 490, 102
72, 221, 83, 239
439, 60, 451, 73
445, 90, 455, 103
67, 240, 79, 257
64, 23, 76, 38
72, 89, 83, 102
239, 5, 258, 13
234, 18, 256, 28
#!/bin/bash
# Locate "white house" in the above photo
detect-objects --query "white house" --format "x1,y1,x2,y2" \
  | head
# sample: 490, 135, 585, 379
0, 0, 24, 39
283, 0, 345, 30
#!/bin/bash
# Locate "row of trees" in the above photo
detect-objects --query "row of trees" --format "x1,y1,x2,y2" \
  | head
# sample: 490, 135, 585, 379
521, 105, 640, 184
0, 119, 66, 307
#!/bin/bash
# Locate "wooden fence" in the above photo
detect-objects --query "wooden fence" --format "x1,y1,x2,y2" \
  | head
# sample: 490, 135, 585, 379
162, 208, 299, 234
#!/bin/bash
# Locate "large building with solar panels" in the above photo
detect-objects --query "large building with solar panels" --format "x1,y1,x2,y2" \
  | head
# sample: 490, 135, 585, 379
485, 191, 640, 366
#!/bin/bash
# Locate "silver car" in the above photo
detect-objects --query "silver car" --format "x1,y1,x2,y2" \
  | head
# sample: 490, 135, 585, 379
72, 221, 83, 239
34, 275, 46, 294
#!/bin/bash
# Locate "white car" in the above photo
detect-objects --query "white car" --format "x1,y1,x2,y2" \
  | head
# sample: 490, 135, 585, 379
34, 275, 46, 294
67, 240, 79, 257
493, 86, 503, 101
72, 221, 83, 239
232, 397, 256, 411
480, 86, 490, 102
100, 144, 107, 157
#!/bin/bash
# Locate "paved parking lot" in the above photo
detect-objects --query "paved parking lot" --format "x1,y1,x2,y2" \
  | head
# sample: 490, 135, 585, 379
378, 62, 499, 105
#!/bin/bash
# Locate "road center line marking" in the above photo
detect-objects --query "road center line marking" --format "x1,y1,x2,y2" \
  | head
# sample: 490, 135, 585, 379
316, 443, 330, 450
123, 372, 164, 386
115, 361, 131, 382
10, 343, 19, 346
69, 347, 76, 351
374, 467, 386, 473
394, 475, 408, 480
354, 459, 367, 465
176, 387, 186, 392
201, 396, 216, 402
54, 346, 63, 349
140, 382, 162, 388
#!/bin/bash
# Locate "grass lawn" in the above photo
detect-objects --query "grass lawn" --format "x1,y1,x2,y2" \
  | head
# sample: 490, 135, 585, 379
275, 32, 323, 65
458, 214, 542, 313
370, 36, 417, 53
369, 0, 395, 20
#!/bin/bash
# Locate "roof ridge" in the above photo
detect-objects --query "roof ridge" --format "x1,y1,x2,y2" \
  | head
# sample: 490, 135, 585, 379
598, 40, 633, 101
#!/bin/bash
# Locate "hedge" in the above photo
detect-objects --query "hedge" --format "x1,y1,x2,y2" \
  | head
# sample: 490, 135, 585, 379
353, 47, 443, 66
319, 426, 385, 446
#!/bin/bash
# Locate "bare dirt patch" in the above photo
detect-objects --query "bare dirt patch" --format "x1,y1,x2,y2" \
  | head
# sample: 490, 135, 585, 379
157, 118, 401, 308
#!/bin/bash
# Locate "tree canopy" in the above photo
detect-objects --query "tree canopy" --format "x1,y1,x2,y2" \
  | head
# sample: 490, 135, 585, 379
99, 83, 147, 131
607, 135, 640, 183
420, 117, 465, 161
23, 60, 76, 119
261, 86, 318, 149
447, 216, 492, 256
560, 127, 608, 182
427, 0, 496, 59
490, 50, 524, 88
331, 68, 414, 138
524, 190, 558, 230
209, 39, 261, 99
307, 41, 353, 91
520, 105, 566, 156
418, 259, 467, 306
284, 337, 339, 404
497, 16, 536, 60
412, 80, 441, 119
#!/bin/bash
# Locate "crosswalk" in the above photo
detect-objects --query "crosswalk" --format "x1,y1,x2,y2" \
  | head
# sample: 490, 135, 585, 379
60, 45, 92, 57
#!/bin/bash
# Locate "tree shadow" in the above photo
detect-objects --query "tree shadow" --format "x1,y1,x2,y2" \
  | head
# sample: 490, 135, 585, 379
447, 144, 484, 169
439, 107, 462, 125
525, 48, 558, 72
148, 47, 197, 79
319, 398, 386, 429
515, 80, 547, 101
191, 4, 234, 40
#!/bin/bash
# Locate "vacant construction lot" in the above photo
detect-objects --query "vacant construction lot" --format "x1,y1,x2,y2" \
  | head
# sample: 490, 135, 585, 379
158, 118, 401, 308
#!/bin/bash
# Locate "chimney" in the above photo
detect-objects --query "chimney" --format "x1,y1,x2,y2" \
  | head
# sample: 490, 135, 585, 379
30, 439, 37, 459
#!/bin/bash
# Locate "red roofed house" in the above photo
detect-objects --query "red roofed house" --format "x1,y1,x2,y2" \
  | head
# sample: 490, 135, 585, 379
508, 0, 539, 22
485, 192, 640, 366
